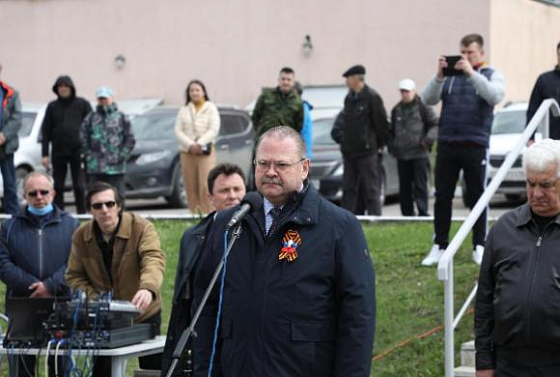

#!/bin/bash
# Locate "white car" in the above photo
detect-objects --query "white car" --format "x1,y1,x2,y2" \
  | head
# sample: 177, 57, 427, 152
0, 99, 162, 208
487, 102, 540, 202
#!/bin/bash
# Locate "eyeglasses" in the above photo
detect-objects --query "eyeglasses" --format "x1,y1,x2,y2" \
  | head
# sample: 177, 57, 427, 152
254, 158, 306, 173
27, 190, 50, 198
91, 201, 117, 210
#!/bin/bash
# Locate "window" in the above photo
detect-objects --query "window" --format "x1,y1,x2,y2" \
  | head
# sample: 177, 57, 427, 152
219, 114, 248, 136
19, 112, 37, 137
132, 111, 176, 140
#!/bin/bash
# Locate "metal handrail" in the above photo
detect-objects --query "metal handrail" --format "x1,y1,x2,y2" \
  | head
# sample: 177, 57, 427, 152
437, 98, 560, 377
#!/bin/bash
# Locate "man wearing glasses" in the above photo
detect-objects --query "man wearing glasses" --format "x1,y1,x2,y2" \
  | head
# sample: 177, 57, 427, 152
0, 171, 79, 375
193, 126, 375, 376
66, 181, 165, 376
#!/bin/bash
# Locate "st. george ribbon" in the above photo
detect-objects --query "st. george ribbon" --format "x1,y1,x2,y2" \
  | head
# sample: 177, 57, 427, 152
226, 191, 263, 230
165, 191, 262, 377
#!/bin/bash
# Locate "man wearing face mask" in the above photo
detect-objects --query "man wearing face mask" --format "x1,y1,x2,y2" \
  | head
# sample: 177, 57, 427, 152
0, 171, 79, 375
80, 86, 135, 200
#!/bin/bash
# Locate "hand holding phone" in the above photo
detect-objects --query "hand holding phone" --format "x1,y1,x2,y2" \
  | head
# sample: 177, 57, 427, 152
443, 55, 464, 76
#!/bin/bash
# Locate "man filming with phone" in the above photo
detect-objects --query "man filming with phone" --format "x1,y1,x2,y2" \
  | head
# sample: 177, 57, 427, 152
420, 33, 505, 267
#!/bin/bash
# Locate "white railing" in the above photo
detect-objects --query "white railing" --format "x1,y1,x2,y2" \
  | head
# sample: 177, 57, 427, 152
437, 98, 560, 377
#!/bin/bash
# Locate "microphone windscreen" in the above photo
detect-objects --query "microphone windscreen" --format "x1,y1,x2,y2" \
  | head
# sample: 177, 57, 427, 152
241, 192, 263, 211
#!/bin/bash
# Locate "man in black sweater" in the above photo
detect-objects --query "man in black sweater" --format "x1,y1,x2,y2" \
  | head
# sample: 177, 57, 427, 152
527, 41, 560, 140
41, 76, 92, 213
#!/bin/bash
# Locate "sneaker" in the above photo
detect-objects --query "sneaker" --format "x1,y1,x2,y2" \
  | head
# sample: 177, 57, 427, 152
421, 244, 444, 266
473, 245, 484, 265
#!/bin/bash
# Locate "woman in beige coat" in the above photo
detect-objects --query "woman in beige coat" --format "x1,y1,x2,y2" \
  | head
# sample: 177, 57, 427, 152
174, 80, 220, 214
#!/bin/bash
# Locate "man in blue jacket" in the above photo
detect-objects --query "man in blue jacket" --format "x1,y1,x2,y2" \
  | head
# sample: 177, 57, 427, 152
161, 163, 247, 376
421, 33, 505, 266
0, 171, 79, 375
193, 126, 375, 377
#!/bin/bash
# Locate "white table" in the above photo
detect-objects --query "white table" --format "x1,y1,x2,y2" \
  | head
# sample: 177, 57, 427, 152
0, 335, 166, 377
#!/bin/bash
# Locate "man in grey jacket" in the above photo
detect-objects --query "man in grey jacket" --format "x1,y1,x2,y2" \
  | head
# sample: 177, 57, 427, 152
0, 63, 22, 215
475, 139, 560, 376
420, 34, 505, 266
389, 78, 438, 216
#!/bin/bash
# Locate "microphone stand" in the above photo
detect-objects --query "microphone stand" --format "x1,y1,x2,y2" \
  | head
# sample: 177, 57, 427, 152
166, 223, 243, 377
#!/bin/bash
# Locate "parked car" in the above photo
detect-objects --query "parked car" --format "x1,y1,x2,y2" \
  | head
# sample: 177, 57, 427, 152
0, 99, 163, 208
125, 106, 254, 207
486, 102, 539, 202
308, 116, 399, 205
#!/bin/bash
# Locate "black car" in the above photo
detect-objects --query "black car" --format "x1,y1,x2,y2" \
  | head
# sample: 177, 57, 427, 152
309, 117, 399, 204
125, 106, 254, 207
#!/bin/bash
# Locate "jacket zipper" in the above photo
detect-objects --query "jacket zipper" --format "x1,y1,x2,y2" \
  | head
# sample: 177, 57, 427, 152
38, 228, 44, 280
526, 227, 546, 346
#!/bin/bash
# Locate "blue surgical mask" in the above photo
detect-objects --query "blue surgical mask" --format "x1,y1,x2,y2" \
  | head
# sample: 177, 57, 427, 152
27, 203, 54, 216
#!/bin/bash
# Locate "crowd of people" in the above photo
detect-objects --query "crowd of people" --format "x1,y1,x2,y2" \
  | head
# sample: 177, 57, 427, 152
0, 32, 558, 377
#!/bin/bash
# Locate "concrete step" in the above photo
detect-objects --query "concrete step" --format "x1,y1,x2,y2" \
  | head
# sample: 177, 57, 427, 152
454, 365, 475, 377
460, 340, 475, 367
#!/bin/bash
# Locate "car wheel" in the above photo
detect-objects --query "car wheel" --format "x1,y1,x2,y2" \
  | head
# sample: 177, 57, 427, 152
165, 163, 188, 208
15, 167, 30, 208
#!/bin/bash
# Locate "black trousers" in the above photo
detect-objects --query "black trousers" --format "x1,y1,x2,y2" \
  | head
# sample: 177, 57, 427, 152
434, 143, 487, 248
87, 174, 125, 205
397, 158, 430, 216
52, 153, 86, 214
91, 312, 162, 376
495, 357, 560, 376
342, 153, 382, 216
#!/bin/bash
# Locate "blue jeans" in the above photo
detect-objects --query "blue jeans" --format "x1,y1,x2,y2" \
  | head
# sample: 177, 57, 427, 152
0, 154, 18, 215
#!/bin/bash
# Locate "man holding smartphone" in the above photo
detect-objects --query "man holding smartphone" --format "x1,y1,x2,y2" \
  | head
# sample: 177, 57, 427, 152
420, 33, 505, 266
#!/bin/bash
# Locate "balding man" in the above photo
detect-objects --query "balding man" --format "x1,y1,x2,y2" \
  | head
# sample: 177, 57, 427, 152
193, 126, 375, 376
475, 139, 560, 376
0, 171, 79, 375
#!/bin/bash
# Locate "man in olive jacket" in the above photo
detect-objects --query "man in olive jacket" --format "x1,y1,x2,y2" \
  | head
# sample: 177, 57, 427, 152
66, 182, 165, 375
252, 67, 304, 139
193, 127, 375, 377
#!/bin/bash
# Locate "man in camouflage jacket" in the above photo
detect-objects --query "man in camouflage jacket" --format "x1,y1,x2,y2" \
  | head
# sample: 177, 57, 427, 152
80, 87, 135, 199
252, 67, 304, 139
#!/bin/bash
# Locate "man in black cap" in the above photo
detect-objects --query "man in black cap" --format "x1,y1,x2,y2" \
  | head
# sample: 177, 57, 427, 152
332, 64, 389, 215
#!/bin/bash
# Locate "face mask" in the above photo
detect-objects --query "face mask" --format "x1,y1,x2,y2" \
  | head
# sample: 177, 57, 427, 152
28, 203, 54, 216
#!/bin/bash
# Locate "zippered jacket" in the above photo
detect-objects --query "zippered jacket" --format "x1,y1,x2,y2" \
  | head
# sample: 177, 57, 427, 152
0, 206, 79, 298
475, 203, 560, 369
0, 81, 22, 155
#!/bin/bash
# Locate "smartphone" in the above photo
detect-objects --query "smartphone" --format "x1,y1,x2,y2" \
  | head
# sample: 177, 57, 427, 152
443, 55, 463, 76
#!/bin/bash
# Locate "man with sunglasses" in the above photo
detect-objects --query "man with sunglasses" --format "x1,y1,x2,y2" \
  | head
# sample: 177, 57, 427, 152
193, 126, 375, 377
0, 171, 79, 375
66, 182, 165, 376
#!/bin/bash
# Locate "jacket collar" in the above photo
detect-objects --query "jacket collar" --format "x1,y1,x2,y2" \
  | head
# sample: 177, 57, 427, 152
85, 211, 133, 242
0, 81, 15, 108
272, 180, 319, 227
515, 202, 560, 228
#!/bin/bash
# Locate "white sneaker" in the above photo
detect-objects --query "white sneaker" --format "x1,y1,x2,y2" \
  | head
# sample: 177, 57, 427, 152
473, 245, 484, 265
421, 244, 444, 266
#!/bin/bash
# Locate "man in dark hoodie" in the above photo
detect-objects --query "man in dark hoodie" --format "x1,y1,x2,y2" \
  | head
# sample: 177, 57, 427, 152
527, 41, 560, 140
41, 75, 92, 213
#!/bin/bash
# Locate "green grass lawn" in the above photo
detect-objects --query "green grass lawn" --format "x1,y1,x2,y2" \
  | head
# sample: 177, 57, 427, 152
0, 220, 480, 376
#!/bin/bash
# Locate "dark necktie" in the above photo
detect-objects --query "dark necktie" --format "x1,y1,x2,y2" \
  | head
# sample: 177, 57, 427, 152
268, 207, 282, 236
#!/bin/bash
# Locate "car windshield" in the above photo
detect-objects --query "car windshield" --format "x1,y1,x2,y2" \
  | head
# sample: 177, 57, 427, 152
313, 118, 335, 145
132, 111, 176, 140
491, 110, 525, 135
19, 111, 37, 137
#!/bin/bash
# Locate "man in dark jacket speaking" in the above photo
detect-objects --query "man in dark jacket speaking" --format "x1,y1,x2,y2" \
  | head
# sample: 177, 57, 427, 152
0, 171, 79, 375
193, 126, 375, 377
475, 139, 560, 376
332, 64, 389, 216
41, 75, 92, 213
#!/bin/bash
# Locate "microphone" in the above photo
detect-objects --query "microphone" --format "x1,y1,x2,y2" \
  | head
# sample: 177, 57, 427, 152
225, 192, 263, 230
